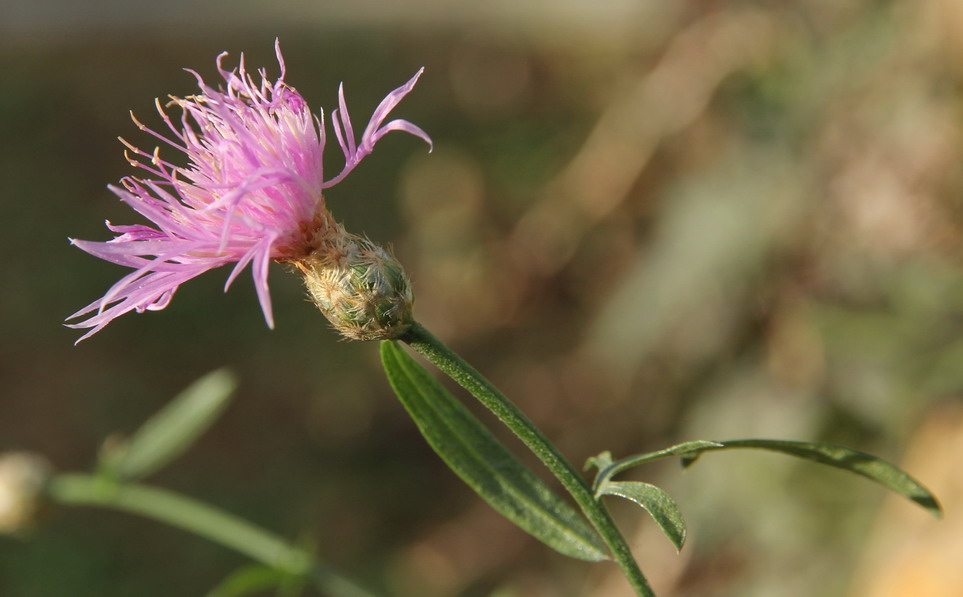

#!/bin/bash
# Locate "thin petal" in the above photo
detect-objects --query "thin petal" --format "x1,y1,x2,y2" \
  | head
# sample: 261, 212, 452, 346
322, 69, 430, 188
337, 83, 357, 156
369, 119, 433, 152
250, 236, 277, 328
361, 67, 425, 141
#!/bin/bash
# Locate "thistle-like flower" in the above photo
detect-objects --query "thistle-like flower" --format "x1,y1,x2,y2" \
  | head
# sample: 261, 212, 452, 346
67, 41, 430, 342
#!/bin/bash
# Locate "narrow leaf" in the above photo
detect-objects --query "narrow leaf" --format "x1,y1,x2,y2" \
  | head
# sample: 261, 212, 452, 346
598, 481, 687, 551
207, 564, 284, 597
681, 439, 942, 518
106, 368, 238, 480
380, 341, 609, 562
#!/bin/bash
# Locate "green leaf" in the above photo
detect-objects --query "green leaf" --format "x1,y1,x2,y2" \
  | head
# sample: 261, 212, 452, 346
680, 439, 943, 518
103, 368, 238, 480
596, 438, 941, 519
207, 564, 285, 597
598, 481, 687, 551
380, 341, 609, 562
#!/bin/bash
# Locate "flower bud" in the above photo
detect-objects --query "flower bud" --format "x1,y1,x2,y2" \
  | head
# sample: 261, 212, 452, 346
0, 452, 52, 535
296, 226, 414, 341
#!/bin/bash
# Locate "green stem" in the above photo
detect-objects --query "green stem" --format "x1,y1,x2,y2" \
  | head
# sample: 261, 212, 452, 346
401, 323, 654, 597
47, 474, 381, 597
592, 440, 724, 493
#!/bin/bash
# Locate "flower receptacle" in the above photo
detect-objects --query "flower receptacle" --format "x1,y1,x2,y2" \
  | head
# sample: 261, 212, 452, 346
297, 228, 414, 341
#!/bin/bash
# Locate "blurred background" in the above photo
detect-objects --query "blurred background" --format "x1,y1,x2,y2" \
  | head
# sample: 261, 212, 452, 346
2, 0, 962, 595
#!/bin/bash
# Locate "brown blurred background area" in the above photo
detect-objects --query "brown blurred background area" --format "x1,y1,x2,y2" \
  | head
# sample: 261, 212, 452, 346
2, 1, 963, 595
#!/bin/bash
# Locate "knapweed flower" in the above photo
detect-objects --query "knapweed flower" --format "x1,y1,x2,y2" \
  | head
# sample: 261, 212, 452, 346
67, 40, 430, 343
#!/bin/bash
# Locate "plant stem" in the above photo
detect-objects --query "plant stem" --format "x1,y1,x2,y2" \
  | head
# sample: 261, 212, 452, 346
401, 322, 654, 597
47, 474, 381, 597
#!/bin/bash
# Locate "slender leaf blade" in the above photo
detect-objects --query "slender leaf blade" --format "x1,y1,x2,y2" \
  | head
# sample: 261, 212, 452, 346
599, 481, 687, 551
681, 439, 942, 518
107, 368, 238, 480
381, 341, 608, 562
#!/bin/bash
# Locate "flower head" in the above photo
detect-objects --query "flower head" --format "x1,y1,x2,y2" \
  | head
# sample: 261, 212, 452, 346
67, 40, 431, 342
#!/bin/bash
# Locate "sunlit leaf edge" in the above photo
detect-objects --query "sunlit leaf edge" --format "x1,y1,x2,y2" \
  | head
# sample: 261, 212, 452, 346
598, 480, 687, 551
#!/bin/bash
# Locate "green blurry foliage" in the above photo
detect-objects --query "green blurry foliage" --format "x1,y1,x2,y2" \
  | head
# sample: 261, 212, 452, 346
100, 369, 238, 481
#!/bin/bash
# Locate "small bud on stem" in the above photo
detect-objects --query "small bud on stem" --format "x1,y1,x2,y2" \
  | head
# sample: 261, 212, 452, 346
0, 452, 51, 535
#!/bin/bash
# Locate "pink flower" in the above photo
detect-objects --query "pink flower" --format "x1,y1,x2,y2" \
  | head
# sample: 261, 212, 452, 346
67, 40, 431, 343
